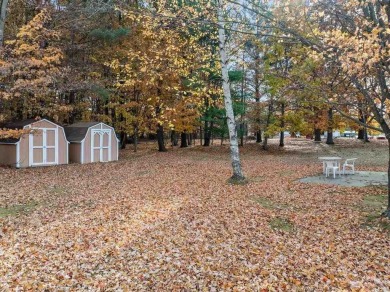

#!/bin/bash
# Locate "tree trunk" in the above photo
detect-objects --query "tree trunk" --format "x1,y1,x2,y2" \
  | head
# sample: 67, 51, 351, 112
384, 139, 390, 218
363, 127, 369, 142
218, 2, 245, 182
200, 126, 203, 146
358, 109, 365, 140
0, 0, 9, 46
326, 108, 334, 145
240, 47, 245, 148
279, 131, 284, 147
171, 130, 178, 146
256, 130, 262, 143
68, 91, 76, 124
188, 133, 192, 146
120, 131, 127, 149
240, 123, 244, 146
204, 121, 212, 146
363, 114, 370, 142
358, 128, 364, 140
263, 102, 272, 150
314, 128, 321, 142
263, 136, 268, 150
254, 39, 262, 145
133, 127, 138, 152
279, 102, 285, 147
180, 132, 188, 148
157, 124, 167, 152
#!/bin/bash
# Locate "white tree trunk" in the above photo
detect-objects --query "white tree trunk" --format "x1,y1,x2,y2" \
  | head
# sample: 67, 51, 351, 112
217, 0, 245, 181
0, 0, 9, 46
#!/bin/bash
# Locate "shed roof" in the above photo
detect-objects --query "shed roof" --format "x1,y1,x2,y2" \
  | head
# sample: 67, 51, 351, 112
4, 119, 39, 129
0, 138, 19, 144
0, 119, 39, 144
64, 122, 101, 142
0, 119, 65, 144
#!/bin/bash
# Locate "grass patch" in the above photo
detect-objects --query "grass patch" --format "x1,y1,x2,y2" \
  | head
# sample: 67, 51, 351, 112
360, 194, 390, 233
269, 217, 294, 232
254, 197, 290, 210
278, 170, 295, 177
362, 214, 390, 232
362, 195, 386, 209
0, 202, 38, 218
250, 176, 265, 183
227, 176, 248, 185
48, 185, 69, 195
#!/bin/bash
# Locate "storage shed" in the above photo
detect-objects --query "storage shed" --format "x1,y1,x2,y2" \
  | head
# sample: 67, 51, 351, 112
64, 122, 119, 164
0, 119, 69, 168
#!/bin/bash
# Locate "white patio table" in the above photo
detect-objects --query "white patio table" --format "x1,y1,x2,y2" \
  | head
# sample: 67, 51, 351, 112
318, 157, 342, 174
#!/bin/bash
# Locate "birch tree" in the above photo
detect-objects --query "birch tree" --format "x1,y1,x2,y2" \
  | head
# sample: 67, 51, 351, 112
0, 0, 8, 46
217, 0, 246, 182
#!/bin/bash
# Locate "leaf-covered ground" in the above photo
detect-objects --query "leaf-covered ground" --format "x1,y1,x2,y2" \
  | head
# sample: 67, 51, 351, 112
0, 139, 389, 290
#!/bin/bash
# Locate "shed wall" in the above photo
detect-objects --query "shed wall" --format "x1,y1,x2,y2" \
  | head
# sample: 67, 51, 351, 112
19, 120, 68, 167
32, 120, 57, 129
69, 143, 81, 163
58, 126, 68, 165
83, 127, 93, 163
81, 124, 118, 163
0, 144, 17, 166
102, 124, 119, 161
19, 134, 30, 168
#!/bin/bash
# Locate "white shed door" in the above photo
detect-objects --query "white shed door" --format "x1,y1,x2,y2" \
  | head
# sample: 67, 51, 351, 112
91, 129, 111, 162
29, 128, 58, 166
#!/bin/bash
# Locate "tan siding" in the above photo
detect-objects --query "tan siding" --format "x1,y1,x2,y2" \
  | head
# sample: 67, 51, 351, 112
111, 131, 118, 161
69, 143, 81, 163
19, 134, 29, 168
83, 128, 91, 163
0, 144, 17, 166
32, 120, 56, 128
58, 127, 68, 165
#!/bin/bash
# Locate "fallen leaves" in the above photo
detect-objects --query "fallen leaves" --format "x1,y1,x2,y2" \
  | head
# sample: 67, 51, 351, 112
0, 139, 389, 290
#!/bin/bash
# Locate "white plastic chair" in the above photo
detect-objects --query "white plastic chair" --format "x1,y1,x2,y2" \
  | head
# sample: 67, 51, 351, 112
325, 161, 340, 178
343, 158, 357, 174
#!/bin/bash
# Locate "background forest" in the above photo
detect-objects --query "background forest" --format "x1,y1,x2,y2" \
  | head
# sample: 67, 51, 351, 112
1, 0, 387, 152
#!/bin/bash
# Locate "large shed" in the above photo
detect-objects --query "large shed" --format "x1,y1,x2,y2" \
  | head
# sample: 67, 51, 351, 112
64, 122, 119, 164
0, 119, 69, 168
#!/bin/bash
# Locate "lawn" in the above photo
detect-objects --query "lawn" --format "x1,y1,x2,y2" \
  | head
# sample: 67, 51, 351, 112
0, 138, 389, 290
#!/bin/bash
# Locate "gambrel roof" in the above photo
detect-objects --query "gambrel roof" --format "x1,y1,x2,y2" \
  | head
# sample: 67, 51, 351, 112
64, 122, 101, 143
0, 118, 45, 144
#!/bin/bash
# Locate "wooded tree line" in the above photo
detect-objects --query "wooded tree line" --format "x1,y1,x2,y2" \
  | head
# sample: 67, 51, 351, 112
0, 0, 380, 148
0, 0, 389, 215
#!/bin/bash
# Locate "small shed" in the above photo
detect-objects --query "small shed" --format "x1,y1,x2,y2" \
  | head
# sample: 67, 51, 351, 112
64, 122, 119, 164
0, 119, 69, 168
